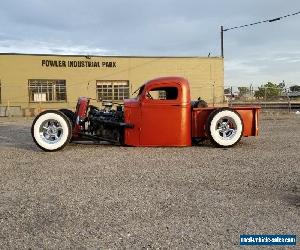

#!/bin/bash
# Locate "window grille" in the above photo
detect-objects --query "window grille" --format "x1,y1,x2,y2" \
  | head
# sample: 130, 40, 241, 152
28, 79, 67, 102
96, 80, 129, 101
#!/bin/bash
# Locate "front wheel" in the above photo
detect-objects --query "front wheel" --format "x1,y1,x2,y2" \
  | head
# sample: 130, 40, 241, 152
206, 108, 243, 147
31, 110, 72, 151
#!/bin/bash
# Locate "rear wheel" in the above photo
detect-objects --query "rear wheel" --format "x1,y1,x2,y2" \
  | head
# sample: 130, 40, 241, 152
206, 108, 243, 147
31, 110, 72, 151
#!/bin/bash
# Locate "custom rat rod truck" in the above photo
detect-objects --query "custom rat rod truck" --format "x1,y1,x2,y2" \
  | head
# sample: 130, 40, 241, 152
31, 77, 260, 151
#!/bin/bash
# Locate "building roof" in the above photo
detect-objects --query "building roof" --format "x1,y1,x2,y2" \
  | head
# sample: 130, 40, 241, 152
0, 52, 222, 59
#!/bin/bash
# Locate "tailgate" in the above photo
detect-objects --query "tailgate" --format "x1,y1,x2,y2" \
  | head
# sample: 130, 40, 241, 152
233, 106, 260, 137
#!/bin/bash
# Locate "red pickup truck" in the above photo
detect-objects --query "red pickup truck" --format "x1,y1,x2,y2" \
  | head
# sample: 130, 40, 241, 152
31, 76, 260, 151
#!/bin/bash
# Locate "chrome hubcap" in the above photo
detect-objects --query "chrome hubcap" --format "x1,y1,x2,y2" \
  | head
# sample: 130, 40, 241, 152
39, 119, 63, 144
215, 117, 237, 140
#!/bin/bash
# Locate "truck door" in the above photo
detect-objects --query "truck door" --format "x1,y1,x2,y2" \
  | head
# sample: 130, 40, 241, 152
140, 84, 191, 146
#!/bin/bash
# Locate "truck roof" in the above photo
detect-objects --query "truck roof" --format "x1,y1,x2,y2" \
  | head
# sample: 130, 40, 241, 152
144, 76, 189, 87
143, 76, 190, 103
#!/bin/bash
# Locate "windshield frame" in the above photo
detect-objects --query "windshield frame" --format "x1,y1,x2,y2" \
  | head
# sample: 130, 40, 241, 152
132, 84, 145, 98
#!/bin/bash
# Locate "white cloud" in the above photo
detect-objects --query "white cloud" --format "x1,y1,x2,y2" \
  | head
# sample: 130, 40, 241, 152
0, 39, 114, 55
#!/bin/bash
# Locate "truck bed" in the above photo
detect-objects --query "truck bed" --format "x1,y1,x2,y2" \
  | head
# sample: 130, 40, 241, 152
192, 106, 260, 138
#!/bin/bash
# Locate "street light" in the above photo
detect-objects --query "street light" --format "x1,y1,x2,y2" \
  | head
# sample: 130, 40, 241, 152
220, 11, 300, 57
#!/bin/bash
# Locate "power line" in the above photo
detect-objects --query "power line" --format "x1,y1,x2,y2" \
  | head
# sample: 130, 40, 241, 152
224, 11, 300, 32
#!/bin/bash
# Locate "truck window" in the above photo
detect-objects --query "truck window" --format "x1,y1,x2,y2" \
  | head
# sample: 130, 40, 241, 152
146, 87, 178, 100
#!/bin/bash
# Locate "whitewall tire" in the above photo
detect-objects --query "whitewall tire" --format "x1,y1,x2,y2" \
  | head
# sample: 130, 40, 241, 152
31, 110, 72, 151
206, 108, 243, 147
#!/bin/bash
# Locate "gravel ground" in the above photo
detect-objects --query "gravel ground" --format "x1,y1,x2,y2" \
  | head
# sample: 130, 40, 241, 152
0, 114, 299, 249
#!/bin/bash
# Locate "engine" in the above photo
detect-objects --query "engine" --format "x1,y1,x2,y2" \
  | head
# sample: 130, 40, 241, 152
74, 97, 126, 144
88, 103, 125, 143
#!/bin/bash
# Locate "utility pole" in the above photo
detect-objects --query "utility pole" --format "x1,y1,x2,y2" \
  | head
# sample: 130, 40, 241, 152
221, 26, 224, 58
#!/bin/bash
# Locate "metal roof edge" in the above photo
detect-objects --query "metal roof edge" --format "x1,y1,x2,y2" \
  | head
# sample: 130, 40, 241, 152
0, 52, 222, 59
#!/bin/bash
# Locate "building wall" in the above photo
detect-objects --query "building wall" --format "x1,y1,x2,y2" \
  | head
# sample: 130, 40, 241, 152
0, 54, 224, 112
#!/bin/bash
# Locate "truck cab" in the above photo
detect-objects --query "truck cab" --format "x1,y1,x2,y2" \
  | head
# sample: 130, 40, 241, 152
124, 77, 192, 146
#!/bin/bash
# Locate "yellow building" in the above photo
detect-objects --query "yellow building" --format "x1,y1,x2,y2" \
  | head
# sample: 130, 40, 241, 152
0, 53, 224, 116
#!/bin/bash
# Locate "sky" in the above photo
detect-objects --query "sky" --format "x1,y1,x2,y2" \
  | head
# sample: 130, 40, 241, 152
0, 0, 299, 87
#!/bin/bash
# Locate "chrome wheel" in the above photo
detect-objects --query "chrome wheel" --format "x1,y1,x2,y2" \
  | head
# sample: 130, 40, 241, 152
207, 108, 243, 147
32, 110, 72, 151
39, 119, 63, 144
215, 117, 237, 140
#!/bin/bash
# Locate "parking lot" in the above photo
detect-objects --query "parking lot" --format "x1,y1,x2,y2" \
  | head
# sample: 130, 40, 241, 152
0, 114, 299, 249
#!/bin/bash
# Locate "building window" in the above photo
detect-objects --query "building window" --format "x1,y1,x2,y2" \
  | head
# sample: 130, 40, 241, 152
96, 80, 129, 101
28, 79, 67, 102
